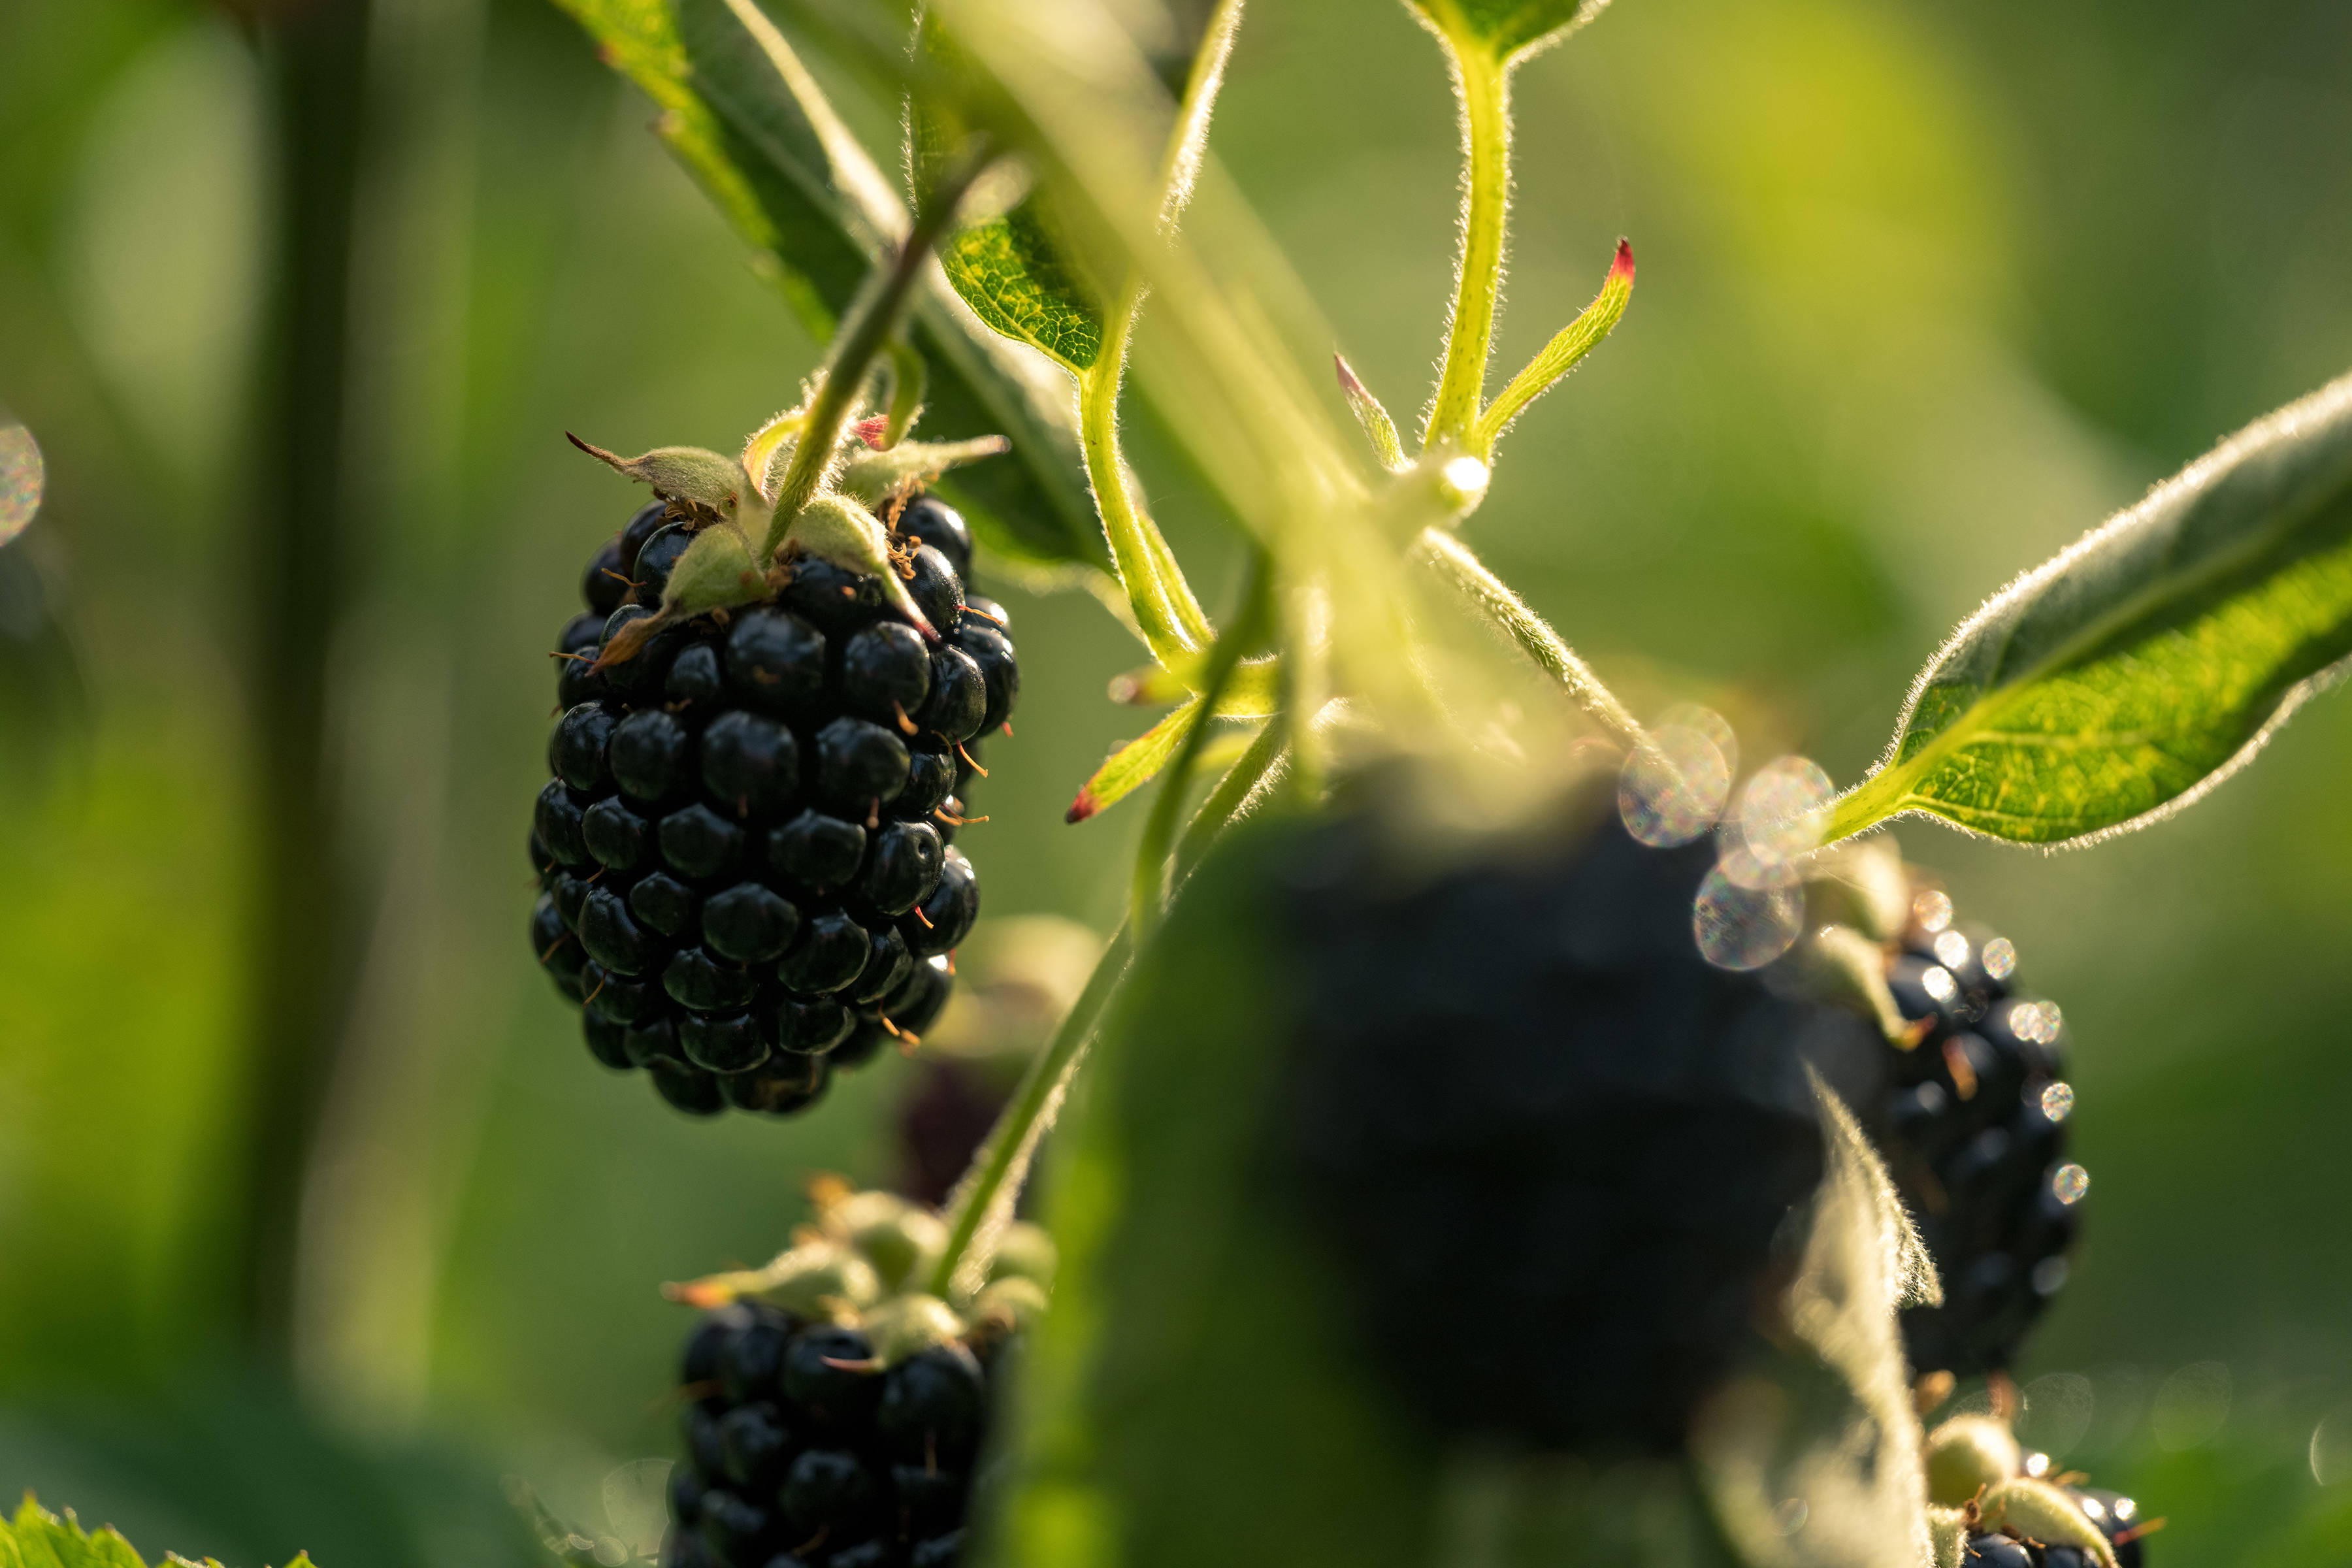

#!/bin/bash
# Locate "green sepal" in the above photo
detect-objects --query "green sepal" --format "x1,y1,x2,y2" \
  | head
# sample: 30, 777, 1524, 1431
1408, 0, 1611, 62
1109, 655, 1282, 714
666, 1238, 882, 1318
1066, 700, 1204, 823
1334, 355, 1408, 472
837, 436, 1013, 509
819, 1187, 950, 1293
1473, 238, 1635, 454
783, 493, 935, 636
966, 1274, 1051, 1339
661, 521, 767, 616
862, 1292, 966, 1365
565, 434, 749, 516
1978, 1478, 2119, 1568
1922, 1414, 2022, 1507
1795, 923, 1914, 1046
1927, 1506, 1969, 1568
985, 1220, 1058, 1288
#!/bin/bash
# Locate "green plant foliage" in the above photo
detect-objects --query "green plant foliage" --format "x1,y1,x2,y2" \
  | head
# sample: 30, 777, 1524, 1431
941, 203, 1105, 375
1830, 369, 2352, 847
1063, 701, 1205, 823
1407, 0, 1603, 63
550, 0, 1109, 572
0, 1497, 317, 1568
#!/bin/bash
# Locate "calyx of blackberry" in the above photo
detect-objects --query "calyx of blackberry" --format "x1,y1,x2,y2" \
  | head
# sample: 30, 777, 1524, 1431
1919, 1413, 2147, 1568
659, 1181, 1053, 1568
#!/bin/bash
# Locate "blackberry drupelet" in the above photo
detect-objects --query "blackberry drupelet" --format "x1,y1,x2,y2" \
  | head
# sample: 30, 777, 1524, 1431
1873, 888, 2083, 1378
1276, 794, 1880, 1453
530, 495, 1017, 1118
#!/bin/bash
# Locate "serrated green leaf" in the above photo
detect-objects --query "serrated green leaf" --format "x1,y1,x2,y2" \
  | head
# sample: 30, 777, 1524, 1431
0, 1497, 317, 1568
1064, 702, 1201, 823
549, 0, 1109, 572
1830, 370, 2352, 847
1408, 0, 1607, 62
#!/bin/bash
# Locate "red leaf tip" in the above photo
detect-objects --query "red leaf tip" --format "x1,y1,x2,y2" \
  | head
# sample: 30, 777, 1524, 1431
1333, 353, 1367, 399
1610, 238, 1635, 285
854, 416, 890, 450
1065, 789, 1099, 825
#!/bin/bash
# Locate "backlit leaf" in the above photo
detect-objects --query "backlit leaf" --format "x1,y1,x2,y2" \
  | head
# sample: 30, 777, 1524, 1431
941, 201, 1107, 374
0, 1496, 319, 1568
1829, 370, 2352, 847
550, 0, 1109, 571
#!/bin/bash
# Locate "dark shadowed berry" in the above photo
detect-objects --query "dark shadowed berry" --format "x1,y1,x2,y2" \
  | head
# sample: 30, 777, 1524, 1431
612, 708, 696, 804
894, 496, 972, 581
904, 849, 977, 958
890, 1467, 966, 1536
781, 1326, 880, 1428
580, 887, 663, 975
682, 1009, 769, 1074
551, 702, 620, 792
696, 1492, 775, 1563
849, 926, 911, 1007
583, 1013, 633, 1070
535, 781, 592, 867
894, 750, 957, 822
583, 964, 664, 1024
1961, 1535, 2032, 1568
718, 1403, 793, 1488
534, 894, 585, 993
551, 870, 595, 931
702, 711, 802, 818
681, 1305, 746, 1387
962, 595, 1006, 635
635, 523, 695, 607
662, 804, 747, 880
625, 1013, 685, 1069
778, 910, 870, 994
879, 956, 953, 1040
767, 811, 866, 894
857, 821, 944, 917
841, 621, 933, 727
909, 1531, 963, 1568
601, 606, 681, 702
721, 1056, 829, 1115
668, 1465, 707, 1531
905, 544, 963, 640
781, 557, 888, 633
557, 642, 609, 710
727, 610, 828, 713
619, 500, 668, 580
720, 1311, 791, 1403
667, 640, 725, 707
776, 997, 852, 1056
915, 647, 985, 747
814, 717, 911, 811
584, 796, 656, 872
585, 537, 630, 615
651, 1063, 725, 1116
703, 881, 800, 964
683, 1402, 727, 1475
559, 610, 606, 659
876, 1345, 985, 1462
955, 623, 1018, 736
665, 946, 762, 1012
779, 1448, 883, 1535
830, 1544, 895, 1568
631, 872, 700, 938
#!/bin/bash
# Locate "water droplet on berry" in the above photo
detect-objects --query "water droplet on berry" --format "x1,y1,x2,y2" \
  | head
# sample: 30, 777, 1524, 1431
0, 421, 40, 547
1912, 888, 1953, 933
2051, 1163, 2089, 1205
2040, 1081, 2075, 1121
1691, 864, 1802, 970
1921, 965, 1959, 1005
2009, 1000, 2063, 1045
1618, 713, 1733, 847
1932, 929, 1971, 970
1980, 935, 2017, 981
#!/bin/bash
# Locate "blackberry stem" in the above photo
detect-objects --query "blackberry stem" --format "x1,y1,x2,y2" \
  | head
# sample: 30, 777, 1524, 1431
1415, 527, 1648, 751
1131, 550, 1274, 937
1424, 29, 1512, 450
1078, 292, 1213, 666
762, 143, 997, 557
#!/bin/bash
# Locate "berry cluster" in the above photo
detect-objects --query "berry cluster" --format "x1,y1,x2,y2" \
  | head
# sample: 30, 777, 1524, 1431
1959, 1488, 2146, 1568
529, 495, 1017, 1117
1871, 888, 2083, 1377
1276, 799, 1881, 1452
662, 1190, 1049, 1568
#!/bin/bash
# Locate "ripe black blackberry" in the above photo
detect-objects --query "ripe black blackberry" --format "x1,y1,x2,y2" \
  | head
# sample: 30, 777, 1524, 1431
1275, 794, 1881, 1453
530, 494, 1014, 1119
1872, 887, 2083, 1379
661, 1190, 1050, 1568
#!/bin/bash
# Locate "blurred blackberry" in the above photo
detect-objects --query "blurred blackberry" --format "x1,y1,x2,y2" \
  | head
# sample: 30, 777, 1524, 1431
530, 495, 1013, 1118
1275, 796, 1880, 1454
1873, 888, 2083, 1377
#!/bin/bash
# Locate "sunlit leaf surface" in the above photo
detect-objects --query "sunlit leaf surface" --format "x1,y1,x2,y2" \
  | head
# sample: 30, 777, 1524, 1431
1832, 370, 2352, 846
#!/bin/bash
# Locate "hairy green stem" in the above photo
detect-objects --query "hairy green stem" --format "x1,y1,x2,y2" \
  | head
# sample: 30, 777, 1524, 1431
1172, 721, 1287, 886
1416, 527, 1647, 750
1426, 35, 1511, 448
1079, 287, 1212, 664
1131, 552, 1271, 936
882, 337, 926, 448
928, 921, 1134, 1303
764, 148, 993, 555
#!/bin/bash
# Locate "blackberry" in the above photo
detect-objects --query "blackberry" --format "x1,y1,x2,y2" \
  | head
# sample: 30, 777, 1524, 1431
661, 1188, 1052, 1568
1870, 887, 2083, 1377
530, 494, 1018, 1119
1275, 794, 1880, 1453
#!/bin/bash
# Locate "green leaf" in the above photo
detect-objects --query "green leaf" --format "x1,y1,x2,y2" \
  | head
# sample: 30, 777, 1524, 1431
0, 1496, 318, 1568
1064, 702, 1203, 823
1830, 370, 2352, 847
549, 0, 1109, 573
940, 201, 1107, 375
1408, 0, 1608, 62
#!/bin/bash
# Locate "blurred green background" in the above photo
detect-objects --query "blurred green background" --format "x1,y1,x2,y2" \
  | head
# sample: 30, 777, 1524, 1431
2, 0, 2349, 1562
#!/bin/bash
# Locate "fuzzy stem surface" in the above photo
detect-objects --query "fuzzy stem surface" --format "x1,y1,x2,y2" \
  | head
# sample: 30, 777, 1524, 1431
1416, 527, 1646, 750
1426, 35, 1511, 448
1078, 287, 1211, 665
764, 148, 992, 555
